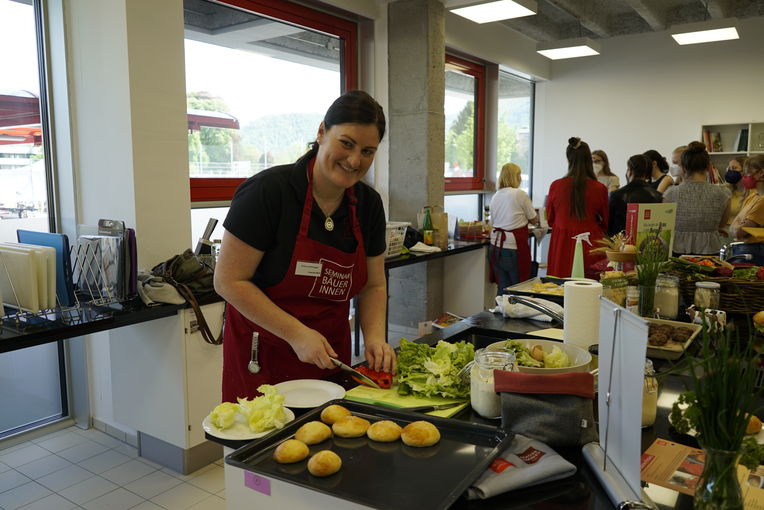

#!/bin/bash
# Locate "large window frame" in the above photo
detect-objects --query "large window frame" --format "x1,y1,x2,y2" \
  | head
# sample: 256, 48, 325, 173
444, 53, 485, 192
188, 0, 358, 203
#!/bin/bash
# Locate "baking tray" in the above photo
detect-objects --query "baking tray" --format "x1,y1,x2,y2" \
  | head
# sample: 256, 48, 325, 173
645, 318, 702, 360
225, 399, 512, 510
504, 276, 572, 305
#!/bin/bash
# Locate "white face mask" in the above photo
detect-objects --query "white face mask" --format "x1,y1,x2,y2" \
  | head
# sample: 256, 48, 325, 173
669, 164, 682, 178
593, 163, 603, 173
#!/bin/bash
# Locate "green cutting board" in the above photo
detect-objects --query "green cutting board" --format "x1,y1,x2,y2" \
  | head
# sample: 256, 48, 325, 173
343, 385, 469, 418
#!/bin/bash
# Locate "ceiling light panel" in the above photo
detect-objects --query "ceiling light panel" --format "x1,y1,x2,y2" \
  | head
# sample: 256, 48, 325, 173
670, 18, 739, 45
536, 37, 601, 60
449, 0, 537, 24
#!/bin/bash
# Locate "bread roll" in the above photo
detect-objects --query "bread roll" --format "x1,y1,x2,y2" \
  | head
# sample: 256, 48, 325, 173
332, 415, 370, 438
367, 420, 402, 443
295, 421, 332, 445
320, 404, 352, 425
401, 420, 440, 447
307, 450, 342, 477
272, 439, 309, 464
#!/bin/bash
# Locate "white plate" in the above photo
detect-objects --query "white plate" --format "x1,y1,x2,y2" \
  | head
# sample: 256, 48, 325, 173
202, 407, 295, 441
274, 379, 346, 408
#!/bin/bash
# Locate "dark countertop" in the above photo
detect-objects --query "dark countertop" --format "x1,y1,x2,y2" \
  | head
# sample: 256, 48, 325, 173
384, 239, 487, 270
0, 295, 223, 354
209, 311, 702, 509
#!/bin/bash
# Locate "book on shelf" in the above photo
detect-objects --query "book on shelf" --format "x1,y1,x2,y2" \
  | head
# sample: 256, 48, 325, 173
712, 132, 722, 152
703, 129, 712, 152
738, 128, 749, 152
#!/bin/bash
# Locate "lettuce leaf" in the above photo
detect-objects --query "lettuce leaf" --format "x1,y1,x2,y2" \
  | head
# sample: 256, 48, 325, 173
209, 402, 239, 430
503, 340, 543, 368
543, 346, 570, 368
237, 384, 288, 433
396, 338, 474, 398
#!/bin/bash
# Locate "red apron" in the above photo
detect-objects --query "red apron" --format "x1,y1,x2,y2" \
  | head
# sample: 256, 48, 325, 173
222, 159, 367, 402
489, 226, 531, 285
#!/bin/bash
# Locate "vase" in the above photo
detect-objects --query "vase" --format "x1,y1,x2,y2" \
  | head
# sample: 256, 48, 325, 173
638, 284, 655, 317
693, 447, 743, 510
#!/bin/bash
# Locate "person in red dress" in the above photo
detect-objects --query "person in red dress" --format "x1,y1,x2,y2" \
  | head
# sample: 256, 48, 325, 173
546, 137, 609, 278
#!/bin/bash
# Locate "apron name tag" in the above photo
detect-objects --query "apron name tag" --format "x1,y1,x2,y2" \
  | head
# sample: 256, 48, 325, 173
295, 261, 323, 277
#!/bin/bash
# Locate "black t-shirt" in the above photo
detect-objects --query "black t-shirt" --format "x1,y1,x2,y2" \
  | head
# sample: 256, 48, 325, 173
223, 153, 387, 288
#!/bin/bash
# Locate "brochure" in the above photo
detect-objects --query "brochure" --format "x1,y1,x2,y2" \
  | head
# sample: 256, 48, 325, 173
640, 438, 764, 508
625, 203, 676, 259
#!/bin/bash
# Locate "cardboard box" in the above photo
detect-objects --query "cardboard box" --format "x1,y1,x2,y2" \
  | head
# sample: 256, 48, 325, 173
625, 203, 676, 259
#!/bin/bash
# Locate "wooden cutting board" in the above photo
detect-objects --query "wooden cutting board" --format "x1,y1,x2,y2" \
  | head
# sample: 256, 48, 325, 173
343, 385, 469, 418
0, 247, 39, 312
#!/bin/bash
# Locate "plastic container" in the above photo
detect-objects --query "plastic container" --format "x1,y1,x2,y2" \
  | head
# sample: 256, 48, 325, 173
626, 286, 639, 313
385, 222, 409, 258
694, 281, 721, 309
654, 275, 680, 319
470, 349, 516, 419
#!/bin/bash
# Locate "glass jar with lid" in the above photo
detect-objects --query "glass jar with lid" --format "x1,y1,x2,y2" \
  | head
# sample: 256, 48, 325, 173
654, 275, 680, 319
694, 281, 721, 310
642, 359, 658, 428
470, 350, 516, 419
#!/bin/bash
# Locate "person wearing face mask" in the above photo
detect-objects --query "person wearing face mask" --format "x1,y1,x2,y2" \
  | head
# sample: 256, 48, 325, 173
730, 154, 764, 241
645, 149, 674, 193
668, 145, 687, 186
722, 156, 749, 242
663, 142, 731, 256
607, 154, 662, 236
592, 150, 620, 192
214, 91, 395, 402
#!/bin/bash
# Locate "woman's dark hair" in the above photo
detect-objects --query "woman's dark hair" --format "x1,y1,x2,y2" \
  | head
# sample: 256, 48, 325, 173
627, 154, 651, 180
681, 141, 711, 175
643, 149, 669, 173
592, 150, 614, 176
566, 137, 596, 220
307, 90, 386, 155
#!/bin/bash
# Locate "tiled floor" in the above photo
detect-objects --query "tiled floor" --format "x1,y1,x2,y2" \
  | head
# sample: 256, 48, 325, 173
0, 427, 225, 510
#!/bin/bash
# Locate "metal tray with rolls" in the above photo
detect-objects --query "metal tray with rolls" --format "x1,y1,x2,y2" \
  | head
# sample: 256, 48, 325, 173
225, 399, 512, 510
504, 276, 573, 305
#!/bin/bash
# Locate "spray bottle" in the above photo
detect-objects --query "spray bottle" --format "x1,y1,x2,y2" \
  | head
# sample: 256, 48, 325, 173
570, 232, 592, 278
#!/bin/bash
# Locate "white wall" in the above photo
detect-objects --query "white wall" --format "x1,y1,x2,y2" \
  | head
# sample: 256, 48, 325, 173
531, 17, 764, 206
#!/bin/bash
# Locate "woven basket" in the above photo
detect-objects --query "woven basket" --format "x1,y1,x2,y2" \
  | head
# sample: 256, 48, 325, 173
676, 274, 764, 314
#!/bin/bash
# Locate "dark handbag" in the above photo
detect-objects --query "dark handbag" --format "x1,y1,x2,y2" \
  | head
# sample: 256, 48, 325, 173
152, 249, 222, 345
494, 370, 598, 447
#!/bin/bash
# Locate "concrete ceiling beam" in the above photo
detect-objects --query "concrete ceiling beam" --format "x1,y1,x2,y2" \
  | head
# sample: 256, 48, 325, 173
706, 0, 735, 19
622, 0, 670, 30
543, 0, 612, 38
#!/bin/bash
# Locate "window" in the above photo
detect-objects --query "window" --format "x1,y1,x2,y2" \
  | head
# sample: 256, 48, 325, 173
444, 54, 485, 192
497, 72, 534, 195
0, 0, 53, 241
0, 0, 66, 439
184, 0, 357, 203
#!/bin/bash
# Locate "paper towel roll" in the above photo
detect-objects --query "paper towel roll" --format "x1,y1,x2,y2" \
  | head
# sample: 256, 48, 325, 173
563, 280, 603, 349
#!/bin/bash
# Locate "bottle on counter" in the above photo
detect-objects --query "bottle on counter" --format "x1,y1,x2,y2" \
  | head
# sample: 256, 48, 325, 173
470, 349, 516, 419
422, 206, 434, 245
625, 286, 639, 314
654, 275, 679, 319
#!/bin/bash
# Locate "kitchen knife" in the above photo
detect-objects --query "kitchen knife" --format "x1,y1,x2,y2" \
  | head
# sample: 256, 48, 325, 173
329, 357, 381, 389
402, 402, 465, 413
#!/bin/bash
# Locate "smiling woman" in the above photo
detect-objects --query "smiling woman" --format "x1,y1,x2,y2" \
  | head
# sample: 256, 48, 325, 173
213, 90, 396, 403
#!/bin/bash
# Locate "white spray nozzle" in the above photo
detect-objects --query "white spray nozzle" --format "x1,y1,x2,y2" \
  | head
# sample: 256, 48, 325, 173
571, 232, 592, 246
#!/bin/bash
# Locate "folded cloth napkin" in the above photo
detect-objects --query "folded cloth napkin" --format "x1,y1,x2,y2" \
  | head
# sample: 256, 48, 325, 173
466, 434, 577, 500
409, 242, 441, 253
491, 297, 562, 322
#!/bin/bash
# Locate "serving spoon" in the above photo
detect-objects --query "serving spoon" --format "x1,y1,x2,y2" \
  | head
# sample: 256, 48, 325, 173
247, 331, 261, 374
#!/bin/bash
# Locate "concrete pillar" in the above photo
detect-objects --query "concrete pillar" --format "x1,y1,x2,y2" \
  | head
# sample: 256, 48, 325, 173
387, 0, 445, 333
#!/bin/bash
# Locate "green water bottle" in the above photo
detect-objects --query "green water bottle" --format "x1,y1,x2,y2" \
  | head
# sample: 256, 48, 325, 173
422, 207, 434, 245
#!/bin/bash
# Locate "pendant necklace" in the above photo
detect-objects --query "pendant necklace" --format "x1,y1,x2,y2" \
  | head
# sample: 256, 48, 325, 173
324, 216, 334, 231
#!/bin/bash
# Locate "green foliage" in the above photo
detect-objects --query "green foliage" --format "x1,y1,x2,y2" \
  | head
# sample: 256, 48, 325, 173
396, 338, 474, 399
445, 101, 474, 173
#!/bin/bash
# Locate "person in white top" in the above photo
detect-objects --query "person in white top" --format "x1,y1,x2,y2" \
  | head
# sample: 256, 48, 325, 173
592, 150, 620, 192
489, 163, 538, 295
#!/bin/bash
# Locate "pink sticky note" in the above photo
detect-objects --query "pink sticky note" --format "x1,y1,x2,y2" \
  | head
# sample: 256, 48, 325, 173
244, 471, 271, 496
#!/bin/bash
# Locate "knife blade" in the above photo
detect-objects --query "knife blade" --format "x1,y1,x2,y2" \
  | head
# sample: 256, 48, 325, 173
329, 357, 381, 389
402, 402, 465, 413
